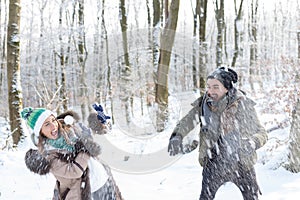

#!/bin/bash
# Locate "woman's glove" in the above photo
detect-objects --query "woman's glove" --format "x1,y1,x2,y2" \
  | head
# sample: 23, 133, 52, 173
168, 133, 183, 156
92, 103, 111, 124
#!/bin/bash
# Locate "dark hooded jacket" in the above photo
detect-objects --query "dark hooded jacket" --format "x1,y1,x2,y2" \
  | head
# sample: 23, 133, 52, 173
172, 89, 268, 170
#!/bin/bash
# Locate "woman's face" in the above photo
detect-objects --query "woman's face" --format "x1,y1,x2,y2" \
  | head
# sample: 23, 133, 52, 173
206, 78, 228, 102
41, 115, 59, 139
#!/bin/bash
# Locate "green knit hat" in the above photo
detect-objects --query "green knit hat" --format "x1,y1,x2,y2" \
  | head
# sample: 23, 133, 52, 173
21, 107, 55, 137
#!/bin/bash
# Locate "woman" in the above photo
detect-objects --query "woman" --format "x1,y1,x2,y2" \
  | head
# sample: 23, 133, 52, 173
21, 107, 122, 200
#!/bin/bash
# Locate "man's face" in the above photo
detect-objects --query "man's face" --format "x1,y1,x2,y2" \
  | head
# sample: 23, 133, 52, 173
206, 78, 228, 101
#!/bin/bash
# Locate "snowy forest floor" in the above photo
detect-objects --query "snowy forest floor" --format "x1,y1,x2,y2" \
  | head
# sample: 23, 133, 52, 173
1, 117, 300, 199
0, 140, 300, 200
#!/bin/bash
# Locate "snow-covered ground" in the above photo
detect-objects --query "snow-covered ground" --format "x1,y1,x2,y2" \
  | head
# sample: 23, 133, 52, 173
1, 116, 300, 200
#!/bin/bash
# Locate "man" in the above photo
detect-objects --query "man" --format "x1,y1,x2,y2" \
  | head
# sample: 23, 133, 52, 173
168, 67, 268, 200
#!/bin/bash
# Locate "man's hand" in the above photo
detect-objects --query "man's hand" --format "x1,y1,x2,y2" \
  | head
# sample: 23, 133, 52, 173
242, 138, 256, 155
168, 134, 183, 156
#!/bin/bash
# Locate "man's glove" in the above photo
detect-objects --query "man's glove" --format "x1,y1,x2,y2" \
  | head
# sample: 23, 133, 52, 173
92, 103, 111, 124
168, 133, 183, 156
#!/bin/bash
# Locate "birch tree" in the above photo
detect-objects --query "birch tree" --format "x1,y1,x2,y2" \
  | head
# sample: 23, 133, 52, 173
7, 0, 23, 145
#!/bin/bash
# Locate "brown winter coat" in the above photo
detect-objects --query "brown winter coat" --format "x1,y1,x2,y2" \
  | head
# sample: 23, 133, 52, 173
172, 89, 268, 169
25, 111, 123, 200
25, 148, 92, 200
48, 150, 90, 200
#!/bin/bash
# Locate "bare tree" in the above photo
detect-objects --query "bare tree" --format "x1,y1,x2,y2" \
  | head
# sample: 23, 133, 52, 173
152, 0, 161, 67
92, 0, 103, 103
298, 30, 300, 60
197, 0, 208, 94
101, 0, 114, 119
119, 0, 130, 69
7, 0, 23, 145
248, 0, 258, 91
214, 0, 225, 67
285, 73, 300, 172
55, 0, 68, 113
231, 0, 244, 68
297, 2, 300, 59
0, 0, 8, 116
119, 0, 133, 124
191, 0, 197, 90
155, 0, 180, 131
77, 0, 88, 120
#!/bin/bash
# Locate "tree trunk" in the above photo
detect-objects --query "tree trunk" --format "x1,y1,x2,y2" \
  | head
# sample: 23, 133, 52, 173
7, 0, 23, 145
93, 1, 101, 102
155, 0, 180, 132
249, 0, 258, 91
119, 0, 133, 124
56, 0, 68, 113
119, 0, 130, 70
0, 0, 8, 97
197, 0, 208, 95
285, 97, 300, 172
192, 1, 197, 90
78, 0, 88, 121
152, 0, 161, 67
297, 30, 300, 60
231, 0, 244, 68
288, 99, 300, 171
215, 0, 225, 67
101, 0, 114, 122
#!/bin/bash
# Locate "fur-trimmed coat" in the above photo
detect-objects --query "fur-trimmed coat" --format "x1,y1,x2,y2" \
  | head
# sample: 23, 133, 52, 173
25, 130, 98, 200
24, 111, 123, 200
27, 149, 92, 200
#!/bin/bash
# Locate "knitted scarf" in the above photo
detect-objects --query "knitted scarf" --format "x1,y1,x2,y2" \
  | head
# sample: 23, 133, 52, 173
47, 135, 75, 152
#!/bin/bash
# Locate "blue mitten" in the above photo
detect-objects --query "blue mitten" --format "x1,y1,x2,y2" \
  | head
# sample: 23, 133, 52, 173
92, 103, 111, 124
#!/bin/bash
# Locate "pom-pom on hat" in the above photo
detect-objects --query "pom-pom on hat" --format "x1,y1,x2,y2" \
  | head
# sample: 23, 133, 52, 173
207, 67, 238, 90
21, 107, 55, 137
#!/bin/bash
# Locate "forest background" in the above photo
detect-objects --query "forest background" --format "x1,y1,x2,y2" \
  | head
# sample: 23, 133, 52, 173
0, 0, 300, 172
